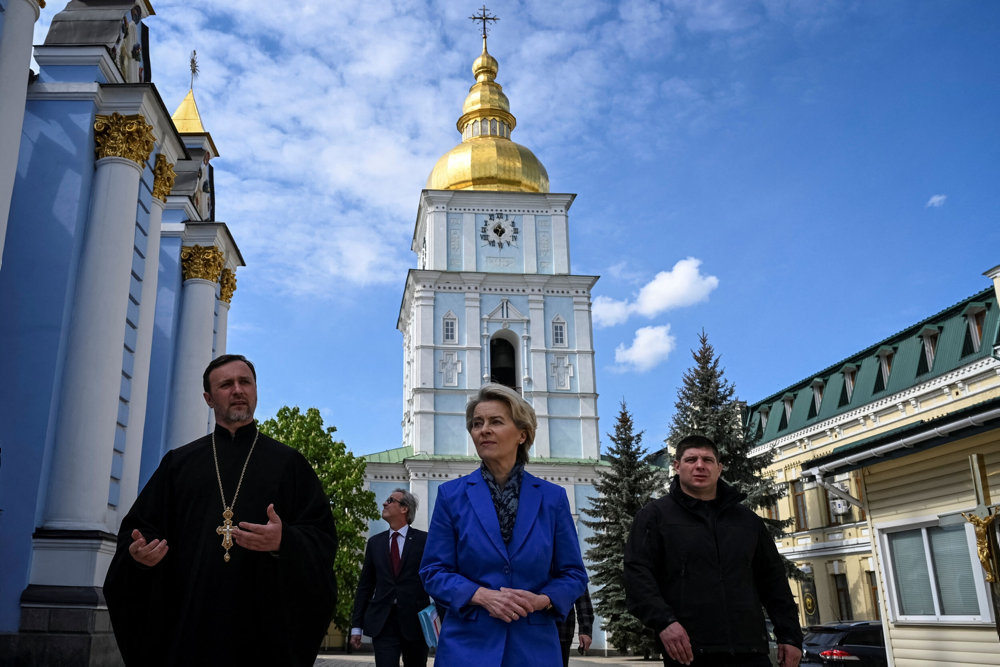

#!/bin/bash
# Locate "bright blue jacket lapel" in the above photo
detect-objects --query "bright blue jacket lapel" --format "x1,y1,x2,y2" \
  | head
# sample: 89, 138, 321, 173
509, 472, 542, 557
467, 468, 508, 560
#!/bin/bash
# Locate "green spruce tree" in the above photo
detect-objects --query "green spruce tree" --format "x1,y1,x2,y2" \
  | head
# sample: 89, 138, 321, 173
664, 330, 798, 576
582, 400, 667, 658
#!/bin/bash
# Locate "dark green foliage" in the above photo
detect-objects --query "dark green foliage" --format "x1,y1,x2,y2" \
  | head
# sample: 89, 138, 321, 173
582, 401, 667, 658
663, 330, 800, 578
259, 406, 379, 630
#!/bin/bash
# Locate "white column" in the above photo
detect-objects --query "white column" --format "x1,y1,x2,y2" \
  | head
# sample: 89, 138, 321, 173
166, 273, 220, 449
215, 267, 236, 354
216, 300, 230, 354
42, 155, 145, 531
115, 189, 167, 524
0, 0, 42, 268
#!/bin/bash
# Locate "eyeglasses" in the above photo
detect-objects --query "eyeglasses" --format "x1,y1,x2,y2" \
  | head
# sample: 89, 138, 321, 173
384, 497, 403, 505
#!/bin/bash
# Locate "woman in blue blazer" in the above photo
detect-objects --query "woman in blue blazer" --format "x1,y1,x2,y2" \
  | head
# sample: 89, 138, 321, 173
420, 384, 588, 666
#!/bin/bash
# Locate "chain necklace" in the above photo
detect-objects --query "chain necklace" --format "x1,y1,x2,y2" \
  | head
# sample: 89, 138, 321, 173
212, 427, 259, 562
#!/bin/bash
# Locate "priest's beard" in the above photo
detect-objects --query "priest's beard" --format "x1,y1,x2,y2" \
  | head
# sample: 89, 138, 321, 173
223, 406, 254, 425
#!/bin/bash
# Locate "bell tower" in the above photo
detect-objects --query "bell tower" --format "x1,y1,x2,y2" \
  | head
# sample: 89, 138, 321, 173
377, 12, 601, 529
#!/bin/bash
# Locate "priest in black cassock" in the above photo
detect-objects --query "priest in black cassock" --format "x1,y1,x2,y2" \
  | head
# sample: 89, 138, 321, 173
103, 354, 338, 666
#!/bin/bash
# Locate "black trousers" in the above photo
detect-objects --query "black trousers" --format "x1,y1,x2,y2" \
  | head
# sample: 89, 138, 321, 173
661, 653, 772, 667
560, 640, 572, 667
372, 606, 428, 667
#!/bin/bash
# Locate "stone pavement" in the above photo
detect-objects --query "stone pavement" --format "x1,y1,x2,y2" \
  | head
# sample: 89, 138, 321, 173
315, 651, 655, 666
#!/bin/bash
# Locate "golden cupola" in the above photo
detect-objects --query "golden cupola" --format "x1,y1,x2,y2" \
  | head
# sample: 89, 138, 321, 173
426, 38, 549, 193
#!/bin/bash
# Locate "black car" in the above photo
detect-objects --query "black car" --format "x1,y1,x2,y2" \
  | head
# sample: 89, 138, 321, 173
800, 620, 886, 666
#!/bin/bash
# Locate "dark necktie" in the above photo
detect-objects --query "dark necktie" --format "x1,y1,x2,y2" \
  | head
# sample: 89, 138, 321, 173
390, 531, 401, 576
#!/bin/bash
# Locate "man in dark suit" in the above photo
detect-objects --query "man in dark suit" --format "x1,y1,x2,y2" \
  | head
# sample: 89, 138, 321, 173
351, 488, 431, 667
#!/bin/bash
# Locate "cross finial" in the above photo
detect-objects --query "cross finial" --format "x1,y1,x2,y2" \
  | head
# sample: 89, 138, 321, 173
469, 5, 499, 41
189, 50, 199, 90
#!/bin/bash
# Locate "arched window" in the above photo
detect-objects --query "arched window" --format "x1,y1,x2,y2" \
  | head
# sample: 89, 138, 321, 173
472, 120, 480, 137
489, 337, 517, 389
491, 119, 498, 135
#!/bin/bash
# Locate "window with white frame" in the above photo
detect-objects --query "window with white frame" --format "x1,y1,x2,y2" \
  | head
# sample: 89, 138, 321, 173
839, 364, 857, 406
879, 519, 991, 622
962, 304, 986, 356
874, 347, 894, 393
809, 379, 824, 419
551, 316, 567, 347
442, 312, 458, 344
917, 326, 939, 375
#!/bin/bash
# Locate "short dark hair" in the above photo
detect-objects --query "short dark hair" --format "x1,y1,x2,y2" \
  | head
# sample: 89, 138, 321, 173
203, 354, 256, 392
465, 383, 537, 465
673, 434, 719, 461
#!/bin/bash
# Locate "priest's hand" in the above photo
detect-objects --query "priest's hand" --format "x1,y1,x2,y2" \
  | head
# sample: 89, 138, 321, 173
234, 503, 282, 552
128, 528, 168, 566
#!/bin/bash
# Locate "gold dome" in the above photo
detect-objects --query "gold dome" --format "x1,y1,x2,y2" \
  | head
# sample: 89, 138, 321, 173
426, 39, 549, 193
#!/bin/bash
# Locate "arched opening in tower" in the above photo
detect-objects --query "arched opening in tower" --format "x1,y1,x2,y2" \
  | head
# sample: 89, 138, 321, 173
489, 338, 517, 389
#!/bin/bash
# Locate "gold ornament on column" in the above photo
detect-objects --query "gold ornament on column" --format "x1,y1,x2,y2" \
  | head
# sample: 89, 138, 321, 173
152, 154, 176, 201
94, 112, 155, 165
181, 245, 225, 282
219, 269, 237, 304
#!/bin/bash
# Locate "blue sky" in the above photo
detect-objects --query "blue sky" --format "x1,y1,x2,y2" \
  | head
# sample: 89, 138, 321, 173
36, 1, 1000, 455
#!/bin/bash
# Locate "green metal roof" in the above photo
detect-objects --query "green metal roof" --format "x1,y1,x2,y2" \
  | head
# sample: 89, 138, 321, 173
747, 286, 999, 440
801, 396, 1000, 475
361, 446, 413, 464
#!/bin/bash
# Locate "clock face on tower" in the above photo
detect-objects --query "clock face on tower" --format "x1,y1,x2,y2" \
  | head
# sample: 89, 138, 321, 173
480, 212, 519, 250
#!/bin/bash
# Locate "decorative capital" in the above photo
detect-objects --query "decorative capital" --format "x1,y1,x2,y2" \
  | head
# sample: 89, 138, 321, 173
152, 154, 176, 201
219, 268, 237, 303
180, 245, 225, 282
94, 112, 155, 164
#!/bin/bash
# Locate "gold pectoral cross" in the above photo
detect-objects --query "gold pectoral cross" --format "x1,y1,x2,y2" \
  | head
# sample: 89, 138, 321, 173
216, 508, 235, 562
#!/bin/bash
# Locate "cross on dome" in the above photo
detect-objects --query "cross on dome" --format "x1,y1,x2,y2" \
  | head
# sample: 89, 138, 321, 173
469, 5, 499, 41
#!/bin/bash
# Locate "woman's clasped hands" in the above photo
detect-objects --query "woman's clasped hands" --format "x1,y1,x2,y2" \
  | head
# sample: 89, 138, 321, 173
472, 586, 551, 623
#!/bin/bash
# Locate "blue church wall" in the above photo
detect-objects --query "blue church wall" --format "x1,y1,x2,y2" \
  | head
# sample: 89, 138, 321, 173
432, 347, 467, 389
433, 413, 468, 456
37, 62, 110, 86
111, 158, 156, 506
547, 397, 583, 458
161, 208, 188, 223
534, 215, 553, 275
427, 479, 445, 529
446, 213, 463, 271
0, 98, 102, 630
140, 234, 183, 486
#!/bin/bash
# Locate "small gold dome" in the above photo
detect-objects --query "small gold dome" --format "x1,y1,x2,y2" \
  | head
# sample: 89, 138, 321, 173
426, 39, 549, 193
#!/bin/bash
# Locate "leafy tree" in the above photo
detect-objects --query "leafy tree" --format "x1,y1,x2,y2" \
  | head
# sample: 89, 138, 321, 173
259, 406, 379, 630
663, 330, 799, 576
582, 400, 667, 658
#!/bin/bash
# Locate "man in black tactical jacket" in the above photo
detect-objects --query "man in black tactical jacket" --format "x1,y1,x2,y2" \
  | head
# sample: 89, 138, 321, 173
624, 434, 802, 667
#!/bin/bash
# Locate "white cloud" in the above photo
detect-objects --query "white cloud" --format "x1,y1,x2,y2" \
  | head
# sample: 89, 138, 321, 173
925, 194, 947, 208
613, 325, 676, 372
593, 257, 719, 327
593, 296, 632, 327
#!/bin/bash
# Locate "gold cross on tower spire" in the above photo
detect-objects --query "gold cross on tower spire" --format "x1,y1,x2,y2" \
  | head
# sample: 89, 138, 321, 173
469, 4, 499, 41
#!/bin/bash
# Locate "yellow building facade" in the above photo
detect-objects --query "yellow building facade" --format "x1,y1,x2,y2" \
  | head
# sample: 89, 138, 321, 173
747, 265, 1000, 665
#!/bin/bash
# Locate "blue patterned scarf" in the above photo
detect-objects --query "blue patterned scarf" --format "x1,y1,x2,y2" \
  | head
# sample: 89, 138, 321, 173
481, 463, 524, 544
